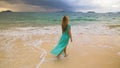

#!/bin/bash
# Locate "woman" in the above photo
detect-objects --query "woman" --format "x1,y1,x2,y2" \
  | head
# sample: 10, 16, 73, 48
50, 16, 72, 59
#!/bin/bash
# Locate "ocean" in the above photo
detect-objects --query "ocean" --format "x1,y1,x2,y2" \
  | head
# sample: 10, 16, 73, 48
0, 12, 120, 35
0, 12, 120, 28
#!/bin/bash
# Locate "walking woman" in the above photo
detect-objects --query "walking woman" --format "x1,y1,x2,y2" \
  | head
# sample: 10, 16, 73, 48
50, 16, 72, 59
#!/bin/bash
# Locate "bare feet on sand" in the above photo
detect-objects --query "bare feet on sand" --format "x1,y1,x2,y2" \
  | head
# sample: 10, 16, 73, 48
64, 54, 68, 57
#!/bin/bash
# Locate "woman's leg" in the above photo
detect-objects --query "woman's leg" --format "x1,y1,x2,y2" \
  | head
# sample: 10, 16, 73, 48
57, 47, 67, 59
56, 50, 63, 59
64, 47, 67, 57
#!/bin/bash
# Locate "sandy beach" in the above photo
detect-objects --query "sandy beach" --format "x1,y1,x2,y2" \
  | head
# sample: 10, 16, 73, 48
41, 34, 120, 68
0, 24, 120, 68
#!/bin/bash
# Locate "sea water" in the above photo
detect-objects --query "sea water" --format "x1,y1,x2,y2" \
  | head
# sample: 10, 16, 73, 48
0, 12, 120, 28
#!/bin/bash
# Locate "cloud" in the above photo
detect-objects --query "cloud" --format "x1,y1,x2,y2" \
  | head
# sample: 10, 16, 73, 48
91, 0, 120, 12
24, 0, 73, 11
0, 0, 23, 4
21, 0, 100, 11
0, 0, 120, 12
67, 0, 120, 12
1, 0, 73, 11
0, 0, 64, 12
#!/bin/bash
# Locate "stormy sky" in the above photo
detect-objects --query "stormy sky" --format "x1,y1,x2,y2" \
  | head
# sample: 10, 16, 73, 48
0, 0, 120, 12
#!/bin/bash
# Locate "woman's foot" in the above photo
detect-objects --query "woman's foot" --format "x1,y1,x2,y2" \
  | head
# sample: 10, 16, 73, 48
64, 54, 68, 57
57, 55, 60, 59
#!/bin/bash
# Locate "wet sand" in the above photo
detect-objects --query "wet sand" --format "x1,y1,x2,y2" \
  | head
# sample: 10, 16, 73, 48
108, 24, 120, 29
0, 35, 46, 68
41, 34, 120, 68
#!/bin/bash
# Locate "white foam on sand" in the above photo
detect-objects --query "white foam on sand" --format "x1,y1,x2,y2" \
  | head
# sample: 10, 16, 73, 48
117, 52, 120, 56
36, 48, 47, 68
21, 34, 47, 68
72, 23, 119, 35
0, 27, 52, 68
12, 26, 58, 35
0, 24, 119, 37
0, 36, 45, 68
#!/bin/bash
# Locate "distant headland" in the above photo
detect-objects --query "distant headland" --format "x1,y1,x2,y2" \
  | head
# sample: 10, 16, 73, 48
1, 10, 13, 13
87, 11, 96, 13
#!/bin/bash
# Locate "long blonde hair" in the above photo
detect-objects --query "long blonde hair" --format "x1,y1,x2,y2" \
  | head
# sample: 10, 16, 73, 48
62, 16, 69, 33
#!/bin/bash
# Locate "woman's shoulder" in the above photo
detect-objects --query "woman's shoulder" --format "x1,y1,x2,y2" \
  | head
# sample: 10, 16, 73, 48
68, 24, 70, 26
67, 24, 71, 30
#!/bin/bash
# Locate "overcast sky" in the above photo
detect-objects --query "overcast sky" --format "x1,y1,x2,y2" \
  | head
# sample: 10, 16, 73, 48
0, 0, 120, 12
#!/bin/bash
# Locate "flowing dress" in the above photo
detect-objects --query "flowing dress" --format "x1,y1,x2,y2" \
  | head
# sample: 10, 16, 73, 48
50, 24, 71, 56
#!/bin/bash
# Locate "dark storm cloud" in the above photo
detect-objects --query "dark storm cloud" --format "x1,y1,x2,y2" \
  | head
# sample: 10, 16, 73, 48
2, 0, 74, 11
1, 0, 23, 4
23, 0, 98, 11
1, 0, 99, 12
23, 0, 73, 11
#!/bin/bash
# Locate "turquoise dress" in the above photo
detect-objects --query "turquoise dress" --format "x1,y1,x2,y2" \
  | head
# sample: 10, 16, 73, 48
50, 24, 71, 56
